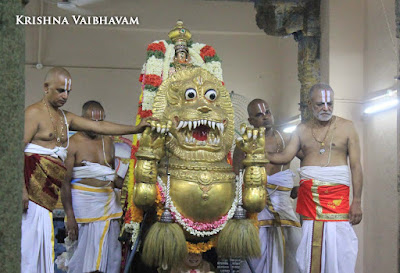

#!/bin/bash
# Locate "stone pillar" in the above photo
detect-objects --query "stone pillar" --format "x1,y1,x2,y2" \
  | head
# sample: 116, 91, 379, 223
0, 1, 26, 272
255, 0, 321, 121
396, 0, 400, 266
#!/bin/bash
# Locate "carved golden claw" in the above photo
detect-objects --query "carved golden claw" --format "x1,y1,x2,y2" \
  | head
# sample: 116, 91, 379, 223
236, 123, 266, 155
136, 120, 172, 160
236, 124, 268, 213
236, 123, 269, 166
133, 120, 172, 209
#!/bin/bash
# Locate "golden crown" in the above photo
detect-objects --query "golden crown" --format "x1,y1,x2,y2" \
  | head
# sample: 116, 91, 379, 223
168, 20, 192, 51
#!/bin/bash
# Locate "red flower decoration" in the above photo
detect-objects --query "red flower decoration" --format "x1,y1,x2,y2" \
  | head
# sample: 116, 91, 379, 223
143, 74, 162, 87
124, 208, 132, 223
200, 45, 216, 60
130, 143, 139, 159
139, 74, 144, 83
147, 42, 166, 54
138, 106, 153, 118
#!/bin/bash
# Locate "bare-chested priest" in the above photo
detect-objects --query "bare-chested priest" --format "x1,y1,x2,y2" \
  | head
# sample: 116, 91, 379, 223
267, 83, 363, 273
22, 67, 151, 273
63, 101, 125, 273
234, 99, 302, 273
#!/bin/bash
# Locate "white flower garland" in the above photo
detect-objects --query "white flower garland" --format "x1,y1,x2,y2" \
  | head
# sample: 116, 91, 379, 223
125, 221, 141, 249
146, 55, 164, 75
157, 176, 238, 237
162, 42, 175, 81
203, 61, 223, 81
190, 42, 206, 53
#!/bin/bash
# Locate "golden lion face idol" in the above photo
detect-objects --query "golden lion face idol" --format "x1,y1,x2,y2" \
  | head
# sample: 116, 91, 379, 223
153, 67, 234, 162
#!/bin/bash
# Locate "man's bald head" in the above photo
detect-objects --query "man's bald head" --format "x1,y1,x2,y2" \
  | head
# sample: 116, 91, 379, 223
44, 67, 71, 86
43, 67, 72, 108
82, 100, 104, 119
309, 83, 334, 99
247, 99, 268, 116
247, 99, 274, 129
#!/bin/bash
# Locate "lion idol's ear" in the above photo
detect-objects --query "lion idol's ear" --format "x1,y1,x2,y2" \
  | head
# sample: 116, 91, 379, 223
166, 82, 181, 105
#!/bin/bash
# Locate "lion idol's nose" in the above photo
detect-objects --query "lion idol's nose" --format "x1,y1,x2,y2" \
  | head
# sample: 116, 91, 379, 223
197, 106, 212, 113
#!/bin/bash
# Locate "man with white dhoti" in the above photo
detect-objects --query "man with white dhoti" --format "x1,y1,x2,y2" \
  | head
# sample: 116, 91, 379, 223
268, 83, 363, 273
234, 99, 302, 273
62, 101, 128, 273
23, 67, 152, 273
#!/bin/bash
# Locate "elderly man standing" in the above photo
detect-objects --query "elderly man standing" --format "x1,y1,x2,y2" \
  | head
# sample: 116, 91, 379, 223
234, 99, 302, 273
22, 67, 151, 273
268, 83, 362, 273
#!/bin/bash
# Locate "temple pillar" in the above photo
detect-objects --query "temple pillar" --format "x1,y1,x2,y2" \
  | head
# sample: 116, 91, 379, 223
255, 0, 321, 122
0, 1, 26, 272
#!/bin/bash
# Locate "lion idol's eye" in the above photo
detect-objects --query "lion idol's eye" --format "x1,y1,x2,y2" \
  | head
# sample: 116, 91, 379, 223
185, 88, 197, 100
205, 89, 217, 101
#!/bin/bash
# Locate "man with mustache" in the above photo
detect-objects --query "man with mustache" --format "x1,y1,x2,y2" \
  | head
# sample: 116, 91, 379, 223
23, 67, 152, 273
268, 83, 363, 273
234, 99, 302, 273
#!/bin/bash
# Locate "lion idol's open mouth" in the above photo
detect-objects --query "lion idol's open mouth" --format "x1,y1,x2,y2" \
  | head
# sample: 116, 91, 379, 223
175, 118, 226, 148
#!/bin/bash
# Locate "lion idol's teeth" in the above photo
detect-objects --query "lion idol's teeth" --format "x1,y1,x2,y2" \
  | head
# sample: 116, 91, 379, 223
215, 122, 224, 134
177, 121, 184, 130
177, 119, 225, 140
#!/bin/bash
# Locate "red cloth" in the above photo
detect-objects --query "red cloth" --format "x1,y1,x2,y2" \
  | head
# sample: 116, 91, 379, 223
24, 154, 66, 211
296, 179, 350, 221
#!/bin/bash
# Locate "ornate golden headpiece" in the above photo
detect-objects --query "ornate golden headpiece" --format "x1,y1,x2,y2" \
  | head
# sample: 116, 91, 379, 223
168, 20, 192, 53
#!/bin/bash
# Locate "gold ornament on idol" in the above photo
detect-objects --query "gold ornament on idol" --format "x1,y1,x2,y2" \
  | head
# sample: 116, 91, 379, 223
169, 20, 192, 70
311, 116, 336, 154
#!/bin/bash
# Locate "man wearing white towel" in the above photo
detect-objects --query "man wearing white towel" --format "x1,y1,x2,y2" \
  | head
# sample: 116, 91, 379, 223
23, 67, 151, 273
234, 99, 302, 273
63, 101, 126, 273
268, 83, 363, 273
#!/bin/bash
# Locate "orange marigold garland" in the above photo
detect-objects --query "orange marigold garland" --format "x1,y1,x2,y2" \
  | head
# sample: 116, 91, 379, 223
186, 237, 218, 254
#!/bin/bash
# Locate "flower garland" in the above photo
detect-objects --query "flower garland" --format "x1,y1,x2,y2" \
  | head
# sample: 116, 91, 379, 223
123, 93, 145, 225
186, 237, 218, 254
157, 176, 238, 237
124, 222, 140, 248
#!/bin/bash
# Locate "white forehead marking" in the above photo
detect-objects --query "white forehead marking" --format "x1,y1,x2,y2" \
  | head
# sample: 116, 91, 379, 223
321, 90, 326, 103
64, 78, 68, 90
257, 103, 267, 115
68, 79, 72, 90
326, 90, 331, 102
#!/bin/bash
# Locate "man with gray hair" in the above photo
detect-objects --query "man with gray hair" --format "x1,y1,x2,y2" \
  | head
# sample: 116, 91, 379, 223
268, 83, 363, 273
